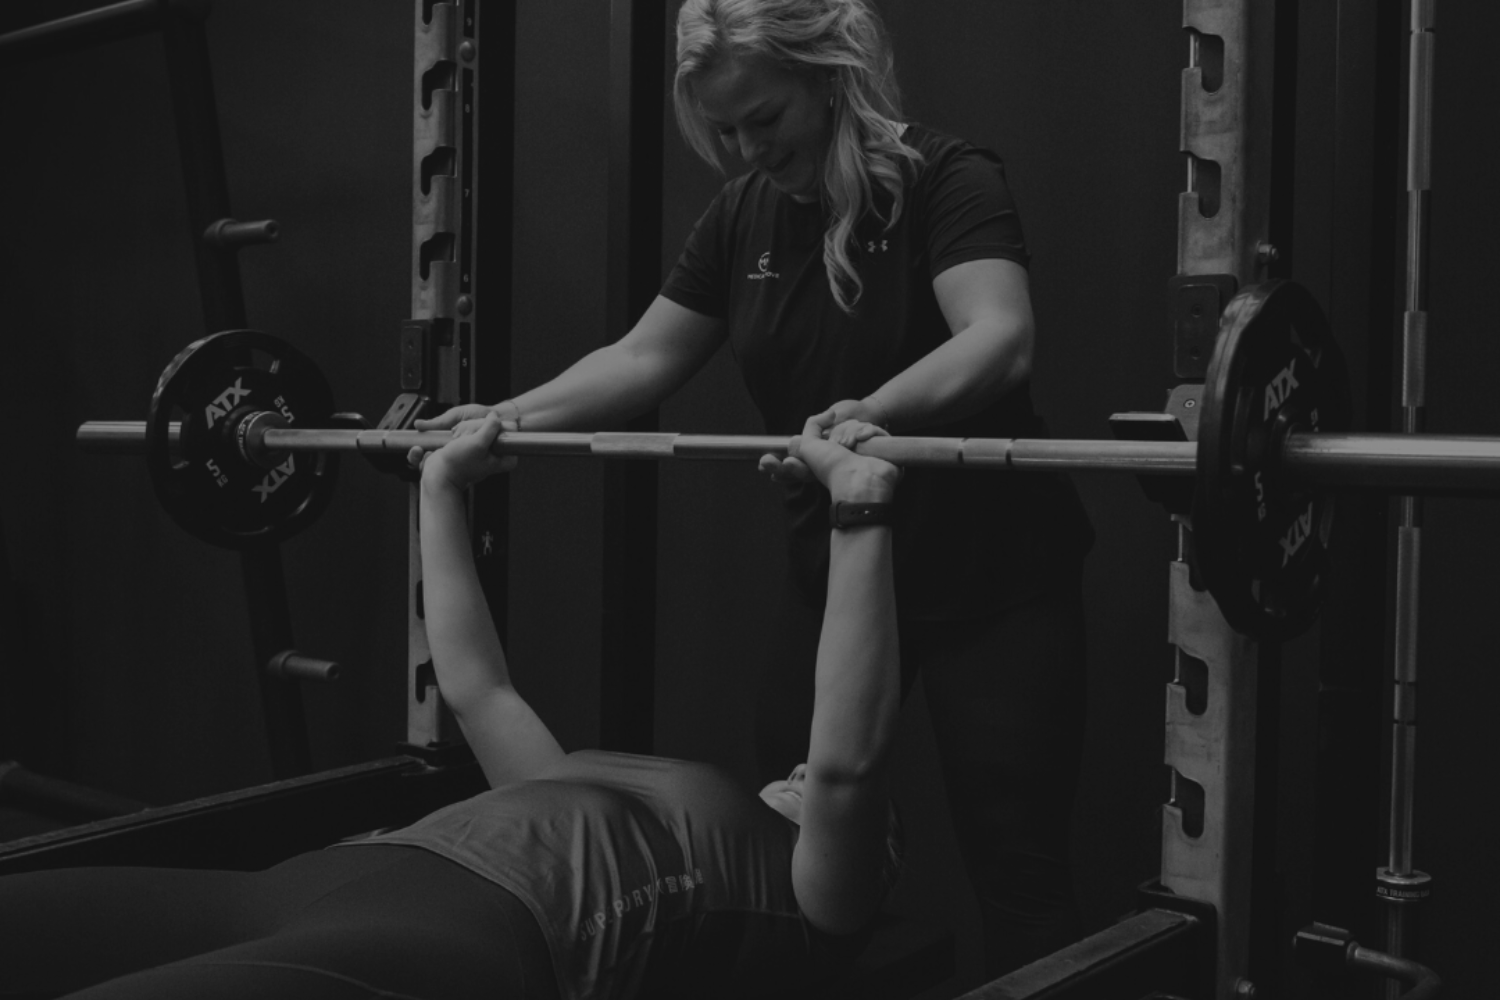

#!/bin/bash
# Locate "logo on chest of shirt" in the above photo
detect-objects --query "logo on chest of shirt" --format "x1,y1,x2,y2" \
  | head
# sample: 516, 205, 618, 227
747, 251, 780, 281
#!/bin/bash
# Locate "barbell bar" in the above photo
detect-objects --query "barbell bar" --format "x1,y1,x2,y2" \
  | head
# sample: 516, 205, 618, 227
75, 422, 1500, 495
68, 281, 1498, 639
79, 421, 1201, 473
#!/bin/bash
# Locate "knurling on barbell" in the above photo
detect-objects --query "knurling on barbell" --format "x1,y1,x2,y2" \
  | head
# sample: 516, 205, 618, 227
105, 280, 1356, 637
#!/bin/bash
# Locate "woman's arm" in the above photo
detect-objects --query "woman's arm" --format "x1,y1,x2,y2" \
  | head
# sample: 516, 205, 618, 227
761, 258, 1033, 478
418, 297, 725, 432
846, 258, 1034, 433
418, 415, 565, 787
783, 418, 903, 935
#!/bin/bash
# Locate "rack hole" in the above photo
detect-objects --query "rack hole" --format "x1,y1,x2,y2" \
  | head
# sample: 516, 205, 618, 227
415, 660, 436, 703
1174, 650, 1209, 715
421, 60, 457, 111
1190, 29, 1225, 93
1189, 155, 1221, 218
420, 146, 457, 196
1168, 768, 1206, 838
419, 233, 456, 281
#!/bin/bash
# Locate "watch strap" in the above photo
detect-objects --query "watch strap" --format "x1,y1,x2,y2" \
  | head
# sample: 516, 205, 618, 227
829, 501, 896, 530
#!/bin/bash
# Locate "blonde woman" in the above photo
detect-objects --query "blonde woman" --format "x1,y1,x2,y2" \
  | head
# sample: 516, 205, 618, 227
425, 0, 1094, 975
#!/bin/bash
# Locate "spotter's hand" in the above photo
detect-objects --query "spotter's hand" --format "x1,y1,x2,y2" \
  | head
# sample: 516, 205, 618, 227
414, 402, 495, 433
758, 398, 890, 484
412, 411, 518, 490
787, 409, 901, 503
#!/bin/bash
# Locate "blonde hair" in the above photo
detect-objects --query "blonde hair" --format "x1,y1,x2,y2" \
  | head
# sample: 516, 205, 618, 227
674, 0, 922, 314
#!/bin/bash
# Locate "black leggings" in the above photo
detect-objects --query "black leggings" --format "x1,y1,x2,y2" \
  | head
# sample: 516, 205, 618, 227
0, 845, 560, 1000
757, 584, 1088, 978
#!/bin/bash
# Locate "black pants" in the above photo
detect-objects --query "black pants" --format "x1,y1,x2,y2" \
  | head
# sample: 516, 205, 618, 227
756, 583, 1088, 978
0, 845, 559, 1000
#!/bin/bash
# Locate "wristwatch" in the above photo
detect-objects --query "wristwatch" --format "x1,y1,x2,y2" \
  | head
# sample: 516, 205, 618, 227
829, 501, 896, 530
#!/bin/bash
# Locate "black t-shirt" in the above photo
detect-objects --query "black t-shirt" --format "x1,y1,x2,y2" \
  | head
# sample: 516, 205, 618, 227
661, 124, 1092, 618
348, 751, 864, 1000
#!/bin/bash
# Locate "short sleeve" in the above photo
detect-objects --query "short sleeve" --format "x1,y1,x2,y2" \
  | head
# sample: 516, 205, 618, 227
917, 142, 1030, 278
661, 186, 732, 319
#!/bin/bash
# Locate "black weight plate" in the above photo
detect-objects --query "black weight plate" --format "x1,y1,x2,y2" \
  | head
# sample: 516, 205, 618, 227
1194, 281, 1352, 640
146, 330, 339, 549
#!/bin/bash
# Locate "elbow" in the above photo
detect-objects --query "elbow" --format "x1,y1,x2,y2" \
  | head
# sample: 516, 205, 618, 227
998, 353, 1032, 394
998, 319, 1034, 388
436, 684, 483, 722
1010, 334, 1034, 385
955, 318, 1033, 403
435, 672, 511, 721
805, 754, 888, 790
609, 343, 678, 415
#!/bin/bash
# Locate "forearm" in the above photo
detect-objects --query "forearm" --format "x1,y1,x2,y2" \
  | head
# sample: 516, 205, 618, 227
418, 478, 512, 706
793, 522, 900, 934
806, 525, 901, 783
867, 319, 1032, 432
508, 343, 668, 431
417, 422, 565, 787
505, 297, 724, 430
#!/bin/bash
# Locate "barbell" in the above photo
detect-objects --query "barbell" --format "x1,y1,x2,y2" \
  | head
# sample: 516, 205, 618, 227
76, 280, 1500, 640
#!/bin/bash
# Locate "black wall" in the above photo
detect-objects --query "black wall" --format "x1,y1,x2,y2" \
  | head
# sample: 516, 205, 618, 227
1, 1, 1495, 996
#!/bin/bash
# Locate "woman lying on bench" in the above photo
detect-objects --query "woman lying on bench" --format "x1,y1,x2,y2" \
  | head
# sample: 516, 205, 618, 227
0, 409, 905, 1000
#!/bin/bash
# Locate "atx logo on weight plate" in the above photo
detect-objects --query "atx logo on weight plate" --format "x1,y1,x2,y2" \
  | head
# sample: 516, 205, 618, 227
204, 378, 251, 428
252, 456, 297, 503
1263, 358, 1300, 419
1279, 502, 1316, 567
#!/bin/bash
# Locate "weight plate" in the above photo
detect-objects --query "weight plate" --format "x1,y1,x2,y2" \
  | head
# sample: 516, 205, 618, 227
146, 330, 339, 549
1194, 280, 1352, 640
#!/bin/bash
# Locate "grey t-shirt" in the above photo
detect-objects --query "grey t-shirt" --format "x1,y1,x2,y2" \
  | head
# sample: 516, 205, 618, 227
350, 750, 861, 999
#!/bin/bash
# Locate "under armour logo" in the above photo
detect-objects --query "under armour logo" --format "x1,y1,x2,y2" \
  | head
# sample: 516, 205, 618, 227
866, 239, 889, 253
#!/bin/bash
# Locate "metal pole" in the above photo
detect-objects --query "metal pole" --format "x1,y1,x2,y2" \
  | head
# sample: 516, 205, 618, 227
1378, 2, 1436, 989
1304, 0, 1401, 957
409, 0, 488, 752
601, 0, 666, 756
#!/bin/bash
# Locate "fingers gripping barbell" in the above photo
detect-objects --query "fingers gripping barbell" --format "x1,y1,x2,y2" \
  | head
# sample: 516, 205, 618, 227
76, 281, 1500, 640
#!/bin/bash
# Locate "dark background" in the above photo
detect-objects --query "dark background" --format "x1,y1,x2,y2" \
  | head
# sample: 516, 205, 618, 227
1, 1, 1496, 996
